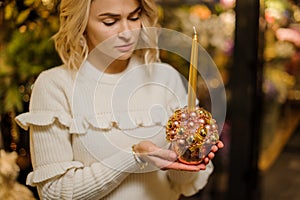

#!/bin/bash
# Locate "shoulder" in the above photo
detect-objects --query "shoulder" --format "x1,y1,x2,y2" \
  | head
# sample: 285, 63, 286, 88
37, 65, 76, 84
29, 65, 77, 110
33, 65, 77, 92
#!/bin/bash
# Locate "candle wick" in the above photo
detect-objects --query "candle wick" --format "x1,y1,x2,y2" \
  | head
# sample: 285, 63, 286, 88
193, 26, 197, 35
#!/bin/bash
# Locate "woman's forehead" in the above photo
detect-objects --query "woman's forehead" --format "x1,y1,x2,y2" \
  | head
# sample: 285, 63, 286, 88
90, 0, 140, 15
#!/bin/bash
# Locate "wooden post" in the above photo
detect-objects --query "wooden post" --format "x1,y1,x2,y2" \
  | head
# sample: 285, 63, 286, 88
227, 0, 263, 199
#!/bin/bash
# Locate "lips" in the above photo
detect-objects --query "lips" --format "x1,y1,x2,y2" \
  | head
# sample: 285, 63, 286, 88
115, 43, 134, 52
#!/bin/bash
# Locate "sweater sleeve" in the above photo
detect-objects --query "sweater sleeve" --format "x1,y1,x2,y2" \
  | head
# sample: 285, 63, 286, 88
28, 122, 138, 200
15, 69, 140, 199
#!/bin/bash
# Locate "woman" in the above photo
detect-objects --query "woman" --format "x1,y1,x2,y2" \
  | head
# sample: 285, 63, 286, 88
16, 0, 224, 199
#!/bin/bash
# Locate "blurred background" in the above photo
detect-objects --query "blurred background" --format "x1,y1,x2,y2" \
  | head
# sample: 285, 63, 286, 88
0, 0, 299, 200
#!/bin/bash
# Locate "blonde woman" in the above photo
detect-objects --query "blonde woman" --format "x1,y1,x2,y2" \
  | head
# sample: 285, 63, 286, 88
16, 0, 223, 199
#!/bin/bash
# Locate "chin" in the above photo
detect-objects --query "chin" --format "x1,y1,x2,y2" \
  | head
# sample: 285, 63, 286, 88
116, 51, 134, 61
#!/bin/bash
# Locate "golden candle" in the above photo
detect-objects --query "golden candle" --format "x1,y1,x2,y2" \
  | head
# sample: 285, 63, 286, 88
166, 27, 220, 165
187, 26, 198, 111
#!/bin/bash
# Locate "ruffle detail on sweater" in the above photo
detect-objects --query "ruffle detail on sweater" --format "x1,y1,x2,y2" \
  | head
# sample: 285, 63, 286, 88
70, 106, 177, 133
72, 110, 168, 133
15, 111, 72, 131
26, 161, 83, 185
15, 102, 181, 134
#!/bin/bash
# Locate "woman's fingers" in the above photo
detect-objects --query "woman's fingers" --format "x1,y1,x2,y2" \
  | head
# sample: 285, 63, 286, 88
164, 161, 206, 171
207, 152, 215, 160
136, 141, 178, 162
217, 141, 224, 149
135, 140, 224, 171
148, 155, 206, 171
210, 141, 224, 153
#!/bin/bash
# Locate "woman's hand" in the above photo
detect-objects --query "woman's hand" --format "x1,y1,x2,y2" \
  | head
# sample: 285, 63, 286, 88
201, 140, 224, 165
133, 140, 224, 172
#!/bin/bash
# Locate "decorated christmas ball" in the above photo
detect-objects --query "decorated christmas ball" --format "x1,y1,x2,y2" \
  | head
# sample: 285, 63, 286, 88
166, 106, 219, 165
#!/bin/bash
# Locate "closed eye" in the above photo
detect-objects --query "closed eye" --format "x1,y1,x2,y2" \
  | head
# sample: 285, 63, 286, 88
129, 16, 140, 21
103, 20, 117, 26
128, 7, 141, 22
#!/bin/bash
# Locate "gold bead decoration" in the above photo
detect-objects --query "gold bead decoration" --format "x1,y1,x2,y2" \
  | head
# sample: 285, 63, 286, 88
166, 106, 219, 165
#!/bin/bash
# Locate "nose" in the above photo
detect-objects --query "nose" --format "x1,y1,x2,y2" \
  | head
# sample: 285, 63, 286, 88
118, 21, 132, 41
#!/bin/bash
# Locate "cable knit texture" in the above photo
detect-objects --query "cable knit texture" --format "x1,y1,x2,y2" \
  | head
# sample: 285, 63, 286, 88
15, 56, 214, 200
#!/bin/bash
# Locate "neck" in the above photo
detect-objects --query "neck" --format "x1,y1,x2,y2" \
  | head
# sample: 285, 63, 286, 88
105, 59, 129, 74
87, 48, 130, 74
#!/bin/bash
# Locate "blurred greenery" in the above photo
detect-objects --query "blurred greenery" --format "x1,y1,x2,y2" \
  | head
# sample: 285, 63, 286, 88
0, 0, 61, 155
0, 0, 61, 115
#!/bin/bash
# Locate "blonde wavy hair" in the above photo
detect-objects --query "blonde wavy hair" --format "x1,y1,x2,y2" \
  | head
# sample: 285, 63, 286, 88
53, 0, 160, 70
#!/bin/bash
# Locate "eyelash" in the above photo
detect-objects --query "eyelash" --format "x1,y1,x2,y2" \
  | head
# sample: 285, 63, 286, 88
130, 16, 140, 21
103, 21, 116, 26
103, 16, 140, 26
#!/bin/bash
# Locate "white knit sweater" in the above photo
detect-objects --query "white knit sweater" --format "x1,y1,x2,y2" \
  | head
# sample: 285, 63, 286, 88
16, 56, 214, 200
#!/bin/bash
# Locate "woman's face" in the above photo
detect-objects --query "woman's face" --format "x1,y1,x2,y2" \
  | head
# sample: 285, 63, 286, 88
86, 0, 142, 61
